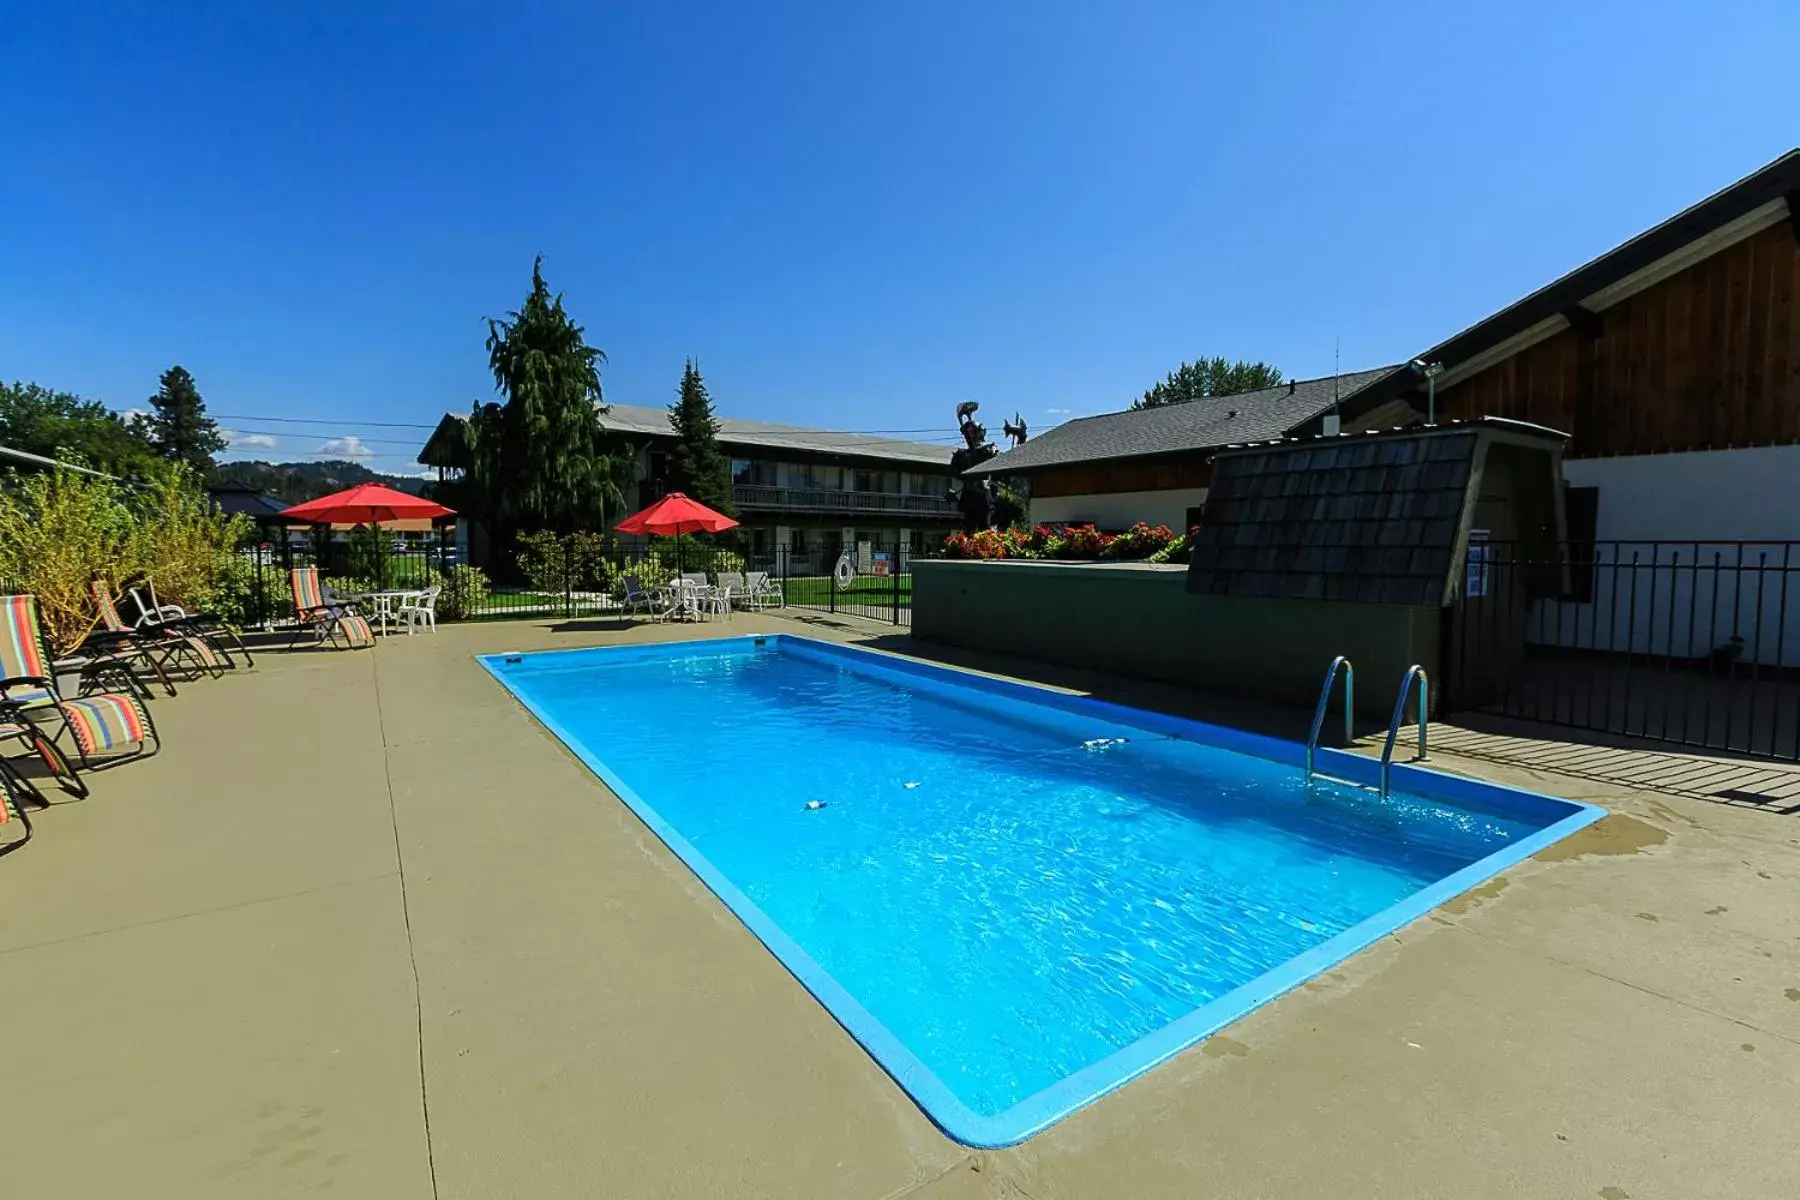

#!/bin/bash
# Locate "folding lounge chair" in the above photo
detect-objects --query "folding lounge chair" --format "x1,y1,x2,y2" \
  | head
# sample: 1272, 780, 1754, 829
287, 567, 375, 650
745, 571, 783, 610
90, 580, 221, 690
0, 595, 160, 795
129, 578, 255, 667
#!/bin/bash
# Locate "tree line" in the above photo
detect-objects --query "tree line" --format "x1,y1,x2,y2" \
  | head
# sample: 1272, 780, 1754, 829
0, 366, 227, 478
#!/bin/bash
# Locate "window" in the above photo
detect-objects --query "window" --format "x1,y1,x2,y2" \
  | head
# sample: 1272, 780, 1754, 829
790, 528, 808, 554
647, 450, 668, 480
731, 458, 754, 484
854, 469, 874, 493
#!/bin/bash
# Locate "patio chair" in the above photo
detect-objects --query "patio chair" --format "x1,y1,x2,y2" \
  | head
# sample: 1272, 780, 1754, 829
0, 594, 160, 793
745, 571, 783, 611
714, 571, 746, 614
397, 585, 441, 635
129, 578, 255, 667
619, 576, 663, 619
91, 579, 223, 689
287, 567, 375, 651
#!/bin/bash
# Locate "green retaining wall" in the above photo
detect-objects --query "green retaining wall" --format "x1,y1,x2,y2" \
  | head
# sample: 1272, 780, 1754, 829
912, 560, 1439, 719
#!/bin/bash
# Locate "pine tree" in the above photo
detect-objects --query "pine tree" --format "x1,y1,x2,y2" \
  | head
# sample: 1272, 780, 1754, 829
667, 359, 735, 516
481, 255, 625, 534
143, 365, 226, 472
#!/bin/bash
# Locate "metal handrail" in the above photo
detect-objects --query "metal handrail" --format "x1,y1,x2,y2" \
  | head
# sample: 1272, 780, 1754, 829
1305, 656, 1354, 783
1379, 665, 1430, 799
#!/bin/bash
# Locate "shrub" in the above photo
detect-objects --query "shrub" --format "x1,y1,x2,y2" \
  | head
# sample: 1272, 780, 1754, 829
1102, 522, 1177, 560
1146, 526, 1201, 565
128, 464, 254, 618
1059, 524, 1115, 559
0, 467, 139, 654
438, 564, 489, 619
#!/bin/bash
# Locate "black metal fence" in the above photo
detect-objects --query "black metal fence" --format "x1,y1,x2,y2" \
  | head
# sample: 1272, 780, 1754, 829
235, 533, 923, 628
1445, 541, 1800, 760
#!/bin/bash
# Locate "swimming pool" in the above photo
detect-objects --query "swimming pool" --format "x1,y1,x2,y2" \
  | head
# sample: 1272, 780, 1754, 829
481, 634, 1602, 1146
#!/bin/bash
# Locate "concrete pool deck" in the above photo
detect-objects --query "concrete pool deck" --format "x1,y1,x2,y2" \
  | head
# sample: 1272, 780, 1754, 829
1, 615, 1796, 1198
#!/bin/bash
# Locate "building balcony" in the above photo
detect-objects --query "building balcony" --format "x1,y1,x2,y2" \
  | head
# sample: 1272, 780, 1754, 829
732, 483, 957, 518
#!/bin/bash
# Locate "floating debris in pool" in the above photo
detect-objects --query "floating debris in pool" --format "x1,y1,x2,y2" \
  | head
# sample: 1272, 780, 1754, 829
903, 781, 921, 789
1082, 737, 1131, 751
503, 654, 523, 664
804, 799, 829, 811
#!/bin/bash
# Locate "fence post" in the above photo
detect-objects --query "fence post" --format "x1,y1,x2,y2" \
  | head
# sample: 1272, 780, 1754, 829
829, 546, 837, 615
563, 536, 574, 619
892, 539, 901, 625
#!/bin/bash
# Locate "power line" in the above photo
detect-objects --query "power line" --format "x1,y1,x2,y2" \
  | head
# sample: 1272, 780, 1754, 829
215, 412, 961, 438
215, 413, 441, 429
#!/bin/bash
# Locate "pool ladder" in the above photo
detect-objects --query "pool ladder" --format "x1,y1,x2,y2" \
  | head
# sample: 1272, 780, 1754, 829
1306, 658, 1430, 799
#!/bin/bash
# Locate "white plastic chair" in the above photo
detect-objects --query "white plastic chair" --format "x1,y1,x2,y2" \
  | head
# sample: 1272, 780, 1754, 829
745, 571, 783, 610
397, 586, 440, 635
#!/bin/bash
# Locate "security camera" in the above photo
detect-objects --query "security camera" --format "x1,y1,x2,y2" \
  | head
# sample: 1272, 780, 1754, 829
1409, 358, 1444, 378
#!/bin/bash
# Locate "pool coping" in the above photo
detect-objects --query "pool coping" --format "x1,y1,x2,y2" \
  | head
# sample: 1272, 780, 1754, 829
478, 633, 1606, 1149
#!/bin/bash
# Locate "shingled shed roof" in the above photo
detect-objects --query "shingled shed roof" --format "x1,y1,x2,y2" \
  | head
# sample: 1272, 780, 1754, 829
963, 367, 1399, 476
1186, 419, 1567, 608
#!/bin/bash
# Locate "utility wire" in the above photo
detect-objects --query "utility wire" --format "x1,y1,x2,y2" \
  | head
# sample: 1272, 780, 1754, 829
216, 412, 964, 439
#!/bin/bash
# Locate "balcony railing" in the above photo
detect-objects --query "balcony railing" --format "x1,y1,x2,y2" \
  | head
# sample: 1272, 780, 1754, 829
732, 483, 957, 517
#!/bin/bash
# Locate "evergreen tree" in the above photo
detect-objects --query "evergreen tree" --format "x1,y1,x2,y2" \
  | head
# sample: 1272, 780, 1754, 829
481, 255, 625, 534
142, 365, 227, 472
666, 359, 735, 516
1133, 357, 1283, 409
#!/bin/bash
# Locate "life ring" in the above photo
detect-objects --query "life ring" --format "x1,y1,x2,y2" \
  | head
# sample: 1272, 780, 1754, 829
833, 553, 856, 589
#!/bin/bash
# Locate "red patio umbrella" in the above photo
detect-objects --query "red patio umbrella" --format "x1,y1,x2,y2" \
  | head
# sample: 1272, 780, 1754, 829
278, 483, 455, 525
614, 492, 738, 537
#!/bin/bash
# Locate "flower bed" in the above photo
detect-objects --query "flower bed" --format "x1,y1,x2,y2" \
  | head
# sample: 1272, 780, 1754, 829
941, 522, 1196, 563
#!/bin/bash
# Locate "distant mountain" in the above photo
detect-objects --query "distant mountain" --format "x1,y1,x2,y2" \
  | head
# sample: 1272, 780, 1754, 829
213, 459, 426, 504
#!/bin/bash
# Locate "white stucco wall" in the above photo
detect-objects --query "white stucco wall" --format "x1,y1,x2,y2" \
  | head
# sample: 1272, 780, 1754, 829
1566, 445, 1800, 542
1530, 446, 1800, 667
1030, 487, 1208, 531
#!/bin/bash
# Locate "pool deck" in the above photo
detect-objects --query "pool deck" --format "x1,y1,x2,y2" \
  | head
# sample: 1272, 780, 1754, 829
2, 614, 1797, 1198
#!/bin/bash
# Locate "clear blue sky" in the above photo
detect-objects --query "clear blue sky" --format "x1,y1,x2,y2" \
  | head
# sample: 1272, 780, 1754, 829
4, 2, 1797, 475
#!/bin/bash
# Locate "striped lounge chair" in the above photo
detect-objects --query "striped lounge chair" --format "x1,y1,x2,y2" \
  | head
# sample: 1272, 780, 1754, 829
288, 567, 375, 650
0, 714, 63, 851
89, 579, 220, 692
0, 594, 160, 795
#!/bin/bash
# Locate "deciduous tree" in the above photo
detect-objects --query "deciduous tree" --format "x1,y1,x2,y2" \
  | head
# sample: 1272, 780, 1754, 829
1133, 357, 1283, 409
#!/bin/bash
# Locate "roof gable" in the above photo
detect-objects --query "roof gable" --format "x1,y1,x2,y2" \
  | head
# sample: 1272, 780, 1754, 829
964, 368, 1399, 476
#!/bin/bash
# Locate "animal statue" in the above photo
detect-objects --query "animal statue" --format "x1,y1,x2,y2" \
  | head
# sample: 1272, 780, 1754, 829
1002, 413, 1028, 446
947, 401, 998, 531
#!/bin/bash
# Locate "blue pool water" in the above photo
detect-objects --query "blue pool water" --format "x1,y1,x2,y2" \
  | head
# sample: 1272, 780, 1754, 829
482, 635, 1601, 1145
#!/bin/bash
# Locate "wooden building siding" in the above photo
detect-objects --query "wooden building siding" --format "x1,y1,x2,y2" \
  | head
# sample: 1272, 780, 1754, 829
1434, 220, 1800, 457
1030, 451, 1212, 497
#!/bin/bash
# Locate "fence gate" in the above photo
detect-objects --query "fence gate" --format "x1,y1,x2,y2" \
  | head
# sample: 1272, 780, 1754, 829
1442, 541, 1800, 761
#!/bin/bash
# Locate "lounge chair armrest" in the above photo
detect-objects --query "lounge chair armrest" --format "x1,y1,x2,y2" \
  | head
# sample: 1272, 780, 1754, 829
0, 674, 55, 695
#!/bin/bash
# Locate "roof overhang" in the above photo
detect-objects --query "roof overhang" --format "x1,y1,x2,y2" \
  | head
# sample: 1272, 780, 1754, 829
1341, 149, 1800, 412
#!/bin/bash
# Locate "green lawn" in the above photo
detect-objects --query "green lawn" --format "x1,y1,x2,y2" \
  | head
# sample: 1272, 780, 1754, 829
779, 572, 912, 610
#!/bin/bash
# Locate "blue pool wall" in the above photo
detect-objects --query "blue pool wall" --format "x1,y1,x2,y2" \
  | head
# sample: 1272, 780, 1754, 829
478, 633, 1604, 1148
